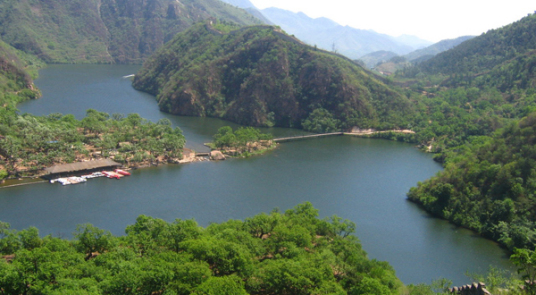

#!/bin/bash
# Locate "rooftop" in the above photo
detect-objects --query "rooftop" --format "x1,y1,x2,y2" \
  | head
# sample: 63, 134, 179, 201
44, 159, 121, 175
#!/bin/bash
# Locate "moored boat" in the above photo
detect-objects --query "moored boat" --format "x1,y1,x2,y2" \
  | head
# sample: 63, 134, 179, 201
114, 169, 131, 176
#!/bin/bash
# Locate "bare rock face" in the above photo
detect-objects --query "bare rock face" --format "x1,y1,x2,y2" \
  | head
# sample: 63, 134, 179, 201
210, 150, 226, 161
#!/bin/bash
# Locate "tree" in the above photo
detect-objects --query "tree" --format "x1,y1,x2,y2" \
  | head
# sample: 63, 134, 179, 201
193, 275, 248, 295
511, 247, 536, 294
18, 227, 42, 250
125, 215, 170, 256
0, 221, 20, 254
73, 224, 115, 260
302, 108, 340, 133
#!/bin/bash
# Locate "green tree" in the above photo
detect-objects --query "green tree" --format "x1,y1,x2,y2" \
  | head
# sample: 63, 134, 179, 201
302, 108, 340, 133
511, 247, 536, 294
73, 224, 115, 260
193, 275, 248, 295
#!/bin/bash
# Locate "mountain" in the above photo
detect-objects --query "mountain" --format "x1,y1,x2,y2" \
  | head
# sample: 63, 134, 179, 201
404, 36, 474, 62
259, 7, 421, 59
0, 0, 264, 64
359, 51, 399, 69
133, 20, 413, 131
364, 36, 475, 74
411, 13, 536, 92
218, 0, 274, 25
397, 13, 536, 252
408, 112, 536, 251
392, 34, 433, 50
218, 0, 256, 8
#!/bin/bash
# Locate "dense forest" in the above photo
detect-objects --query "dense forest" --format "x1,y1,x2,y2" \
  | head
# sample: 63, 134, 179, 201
399, 13, 536, 94
408, 113, 536, 251
133, 20, 414, 131
0, 0, 263, 64
395, 13, 536, 252
0, 203, 405, 295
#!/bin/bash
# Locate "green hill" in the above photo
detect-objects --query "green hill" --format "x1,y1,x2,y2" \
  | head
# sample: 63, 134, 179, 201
0, 0, 264, 64
133, 21, 413, 131
411, 13, 536, 93
389, 13, 536, 153
408, 112, 536, 251
398, 13, 536, 252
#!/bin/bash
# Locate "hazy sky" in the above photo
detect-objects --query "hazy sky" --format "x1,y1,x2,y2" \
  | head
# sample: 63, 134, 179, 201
249, 0, 535, 42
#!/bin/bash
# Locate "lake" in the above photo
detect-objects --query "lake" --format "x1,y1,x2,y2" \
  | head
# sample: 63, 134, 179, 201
4, 64, 513, 285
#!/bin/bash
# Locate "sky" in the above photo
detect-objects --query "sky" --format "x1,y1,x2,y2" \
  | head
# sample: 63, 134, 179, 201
249, 0, 536, 42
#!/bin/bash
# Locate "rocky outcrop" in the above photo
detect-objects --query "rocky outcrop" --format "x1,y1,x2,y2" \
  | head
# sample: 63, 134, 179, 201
210, 150, 226, 161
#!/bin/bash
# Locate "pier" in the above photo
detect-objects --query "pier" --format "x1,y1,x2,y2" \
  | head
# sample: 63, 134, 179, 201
273, 129, 415, 143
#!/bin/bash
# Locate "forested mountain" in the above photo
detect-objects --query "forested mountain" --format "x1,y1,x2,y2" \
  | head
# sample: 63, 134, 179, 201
407, 13, 536, 93
259, 7, 423, 59
0, 0, 264, 64
362, 36, 474, 72
133, 20, 414, 131
408, 113, 536, 251
390, 13, 536, 252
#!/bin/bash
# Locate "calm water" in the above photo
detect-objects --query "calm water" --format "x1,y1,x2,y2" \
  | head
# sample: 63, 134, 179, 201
7, 64, 513, 285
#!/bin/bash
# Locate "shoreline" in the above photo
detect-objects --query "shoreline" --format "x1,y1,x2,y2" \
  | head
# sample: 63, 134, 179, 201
0, 145, 276, 188
0, 132, 414, 189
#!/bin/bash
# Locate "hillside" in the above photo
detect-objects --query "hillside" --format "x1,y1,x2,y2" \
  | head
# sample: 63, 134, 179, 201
410, 13, 536, 93
388, 13, 536, 153
133, 21, 414, 131
394, 13, 536, 252
0, 40, 42, 106
260, 7, 420, 59
408, 112, 536, 251
0, 0, 264, 64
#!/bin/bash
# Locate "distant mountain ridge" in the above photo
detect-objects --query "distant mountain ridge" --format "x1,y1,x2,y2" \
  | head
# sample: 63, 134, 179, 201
218, 0, 274, 25
360, 36, 475, 71
0, 0, 264, 64
359, 51, 399, 69
259, 7, 431, 60
404, 36, 474, 62
133, 21, 414, 130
